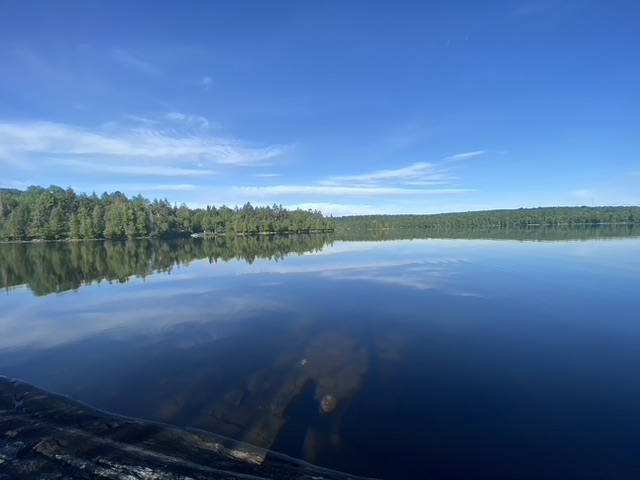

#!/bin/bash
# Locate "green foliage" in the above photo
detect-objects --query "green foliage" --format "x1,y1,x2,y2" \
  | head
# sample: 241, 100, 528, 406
334, 206, 640, 231
0, 186, 335, 241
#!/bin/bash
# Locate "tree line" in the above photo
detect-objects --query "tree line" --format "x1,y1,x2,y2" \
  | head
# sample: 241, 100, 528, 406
0, 186, 335, 241
333, 206, 640, 231
0, 235, 333, 296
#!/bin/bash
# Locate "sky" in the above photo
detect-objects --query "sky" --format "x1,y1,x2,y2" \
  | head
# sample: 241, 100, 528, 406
0, 0, 638, 216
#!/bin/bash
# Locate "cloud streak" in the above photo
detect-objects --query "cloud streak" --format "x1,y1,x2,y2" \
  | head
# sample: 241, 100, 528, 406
445, 150, 487, 162
111, 49, 158, 74
57, 159, 217, 177
325, 162, 448, 184
164, 111, 214, 129
321, 151, 483, 188
237, 185, 474, 198
0, 120, 288, 167
202, 76, 214, 90
225, 150, 483, 211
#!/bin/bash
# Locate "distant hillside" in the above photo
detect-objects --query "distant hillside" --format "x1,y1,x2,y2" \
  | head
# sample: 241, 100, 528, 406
333, 206, 640, 230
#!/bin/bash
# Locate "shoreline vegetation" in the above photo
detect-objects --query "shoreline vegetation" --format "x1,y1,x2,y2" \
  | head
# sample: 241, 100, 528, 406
1, 185, 639, 243
333, 206, 640, 230
0, 186, 335, 242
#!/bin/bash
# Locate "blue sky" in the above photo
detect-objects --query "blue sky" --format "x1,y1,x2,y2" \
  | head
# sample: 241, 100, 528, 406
0, 0, 638, 215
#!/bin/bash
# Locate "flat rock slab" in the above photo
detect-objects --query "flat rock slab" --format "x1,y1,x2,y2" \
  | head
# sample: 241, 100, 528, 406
0, 376, 378, 480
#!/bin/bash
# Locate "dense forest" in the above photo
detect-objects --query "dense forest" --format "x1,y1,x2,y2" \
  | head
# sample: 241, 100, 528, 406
0, 235, 333, 296
333, 206, 640, 230
0, 186, 335, 241
2, 186, 638, 243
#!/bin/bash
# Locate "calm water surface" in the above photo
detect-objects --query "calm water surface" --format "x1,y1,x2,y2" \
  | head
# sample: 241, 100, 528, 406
1, 235, 639, 479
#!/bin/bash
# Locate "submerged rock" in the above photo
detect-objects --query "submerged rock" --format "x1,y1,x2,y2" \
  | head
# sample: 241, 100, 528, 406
320, 394, 338, 413
319, 376, 336, 388
224, 388, 245, 406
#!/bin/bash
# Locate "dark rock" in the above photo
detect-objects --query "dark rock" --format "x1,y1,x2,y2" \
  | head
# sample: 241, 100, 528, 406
0, 375, 379, 480
320, 395, 338, 413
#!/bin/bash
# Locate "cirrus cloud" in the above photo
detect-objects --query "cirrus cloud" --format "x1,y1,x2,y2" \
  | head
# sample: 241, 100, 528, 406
0, 119, 288, 168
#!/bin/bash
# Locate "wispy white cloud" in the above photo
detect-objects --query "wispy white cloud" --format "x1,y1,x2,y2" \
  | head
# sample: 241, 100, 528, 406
132, 184, 197, 192
285, 202, 378, 216
445, 150, 487, 162
227, 151, 481, 211
111, 49, 158, 74
321, 151, 484, 188
72, 183, 198, 194
253, 173, 281, 178
202, 76, 214, 90
164, 112, 187, 121
0, 120, 287, 167
237, 185, 473, 198
325, 163, 446, 184
513, 1, 553, 17
164, 111, 215, 129
57, 159, 216, 177
0, 180, 37, 190
122, 114, 161, 126
571, 189, 593, 200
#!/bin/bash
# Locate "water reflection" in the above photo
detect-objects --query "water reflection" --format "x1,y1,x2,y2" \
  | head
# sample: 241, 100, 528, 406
1, 232, 640, 479
2, 225, 638, 297
0, 234, 332, 296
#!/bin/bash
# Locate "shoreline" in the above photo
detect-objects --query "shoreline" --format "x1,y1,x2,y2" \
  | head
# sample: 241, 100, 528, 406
0, 375, 378, 480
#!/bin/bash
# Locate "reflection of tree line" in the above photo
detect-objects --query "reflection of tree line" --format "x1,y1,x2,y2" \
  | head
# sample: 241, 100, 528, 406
334, 224, 640, 242
0, 235, 333, 296
4, 225, 638, 296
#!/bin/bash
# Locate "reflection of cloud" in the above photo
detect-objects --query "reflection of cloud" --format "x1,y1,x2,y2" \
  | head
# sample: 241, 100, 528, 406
325, 267, 448, 290
238, 251, 472, 292
223, 239, 483, 295
0, 240, 486, 352
0, 291, 286, 351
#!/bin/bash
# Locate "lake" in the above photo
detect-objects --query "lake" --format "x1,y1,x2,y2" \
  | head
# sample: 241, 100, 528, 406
1, 230, 639, 479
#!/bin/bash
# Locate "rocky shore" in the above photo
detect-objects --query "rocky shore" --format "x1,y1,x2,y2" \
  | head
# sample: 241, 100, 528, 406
0, 376, 377, 480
